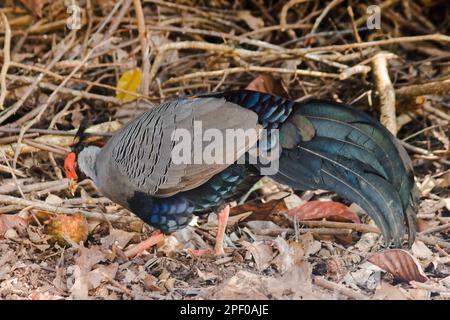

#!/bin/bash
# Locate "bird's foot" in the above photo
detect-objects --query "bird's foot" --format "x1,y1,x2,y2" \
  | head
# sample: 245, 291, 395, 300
186, 205, 230, 258
214, 205, 230, 256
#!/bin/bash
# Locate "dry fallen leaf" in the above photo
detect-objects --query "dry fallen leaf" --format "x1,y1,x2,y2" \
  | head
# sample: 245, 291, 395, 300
287, 201, 361, 223
406, 288, 430, 300
268, 262, 318, 299
326, 256, 347, 282
271, 237, 305, 273
157, 235, 183, 257
207, 262, 319, 300
69, 245, 108, 299
411, 240, 433, 260
116, 68, 142, 102
242, 241, 273, 272
102, 228, 135, 249
245, 74, 289, 98
368, 249, 429, 283
230, 199, 289, 226
299, 233, 322, 257
343, 261, 382, 290
86, 263, 118, 289
208, 271, 269, 300
197, 268, 219, 282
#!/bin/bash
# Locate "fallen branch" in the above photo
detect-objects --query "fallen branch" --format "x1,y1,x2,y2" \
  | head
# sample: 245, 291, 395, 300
313, 276, 370, 300
372, 52, 397, 135
164, 66, 338, 85
299, 220, 380, 234
0, 194, 138, 224
0, 13, 11, 110
396, 79, 450, 101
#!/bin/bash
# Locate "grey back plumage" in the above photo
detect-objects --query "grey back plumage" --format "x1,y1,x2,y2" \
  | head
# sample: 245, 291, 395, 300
91, 97, 259, 208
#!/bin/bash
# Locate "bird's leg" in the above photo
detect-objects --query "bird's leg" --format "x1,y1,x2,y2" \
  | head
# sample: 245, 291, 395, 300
214, 205, 230, 256
124, 230, 165, 258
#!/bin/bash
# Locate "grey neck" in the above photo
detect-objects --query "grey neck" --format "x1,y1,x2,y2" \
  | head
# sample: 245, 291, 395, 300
77, 146, 101, 183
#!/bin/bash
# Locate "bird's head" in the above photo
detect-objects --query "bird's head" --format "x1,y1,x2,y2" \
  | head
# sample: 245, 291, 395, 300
63, 118, 101, 194
64, 146, 101, 194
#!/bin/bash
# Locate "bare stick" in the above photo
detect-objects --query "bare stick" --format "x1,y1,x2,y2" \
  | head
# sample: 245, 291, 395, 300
417, 234, 450, 249
314, 277, 369, 300
284, 34, 450, 55
164, 66, 338, 85
132, 0, 147, 68
0, 127, 114, 137
298, 220, 380, 234
419, 223, 450, 236
396, 79, 450, 101
0, 194, 138, 223
0, 13, 11, 110
310, 0, 344, 35
372, 52, 397, 135
280, 0, 312, 39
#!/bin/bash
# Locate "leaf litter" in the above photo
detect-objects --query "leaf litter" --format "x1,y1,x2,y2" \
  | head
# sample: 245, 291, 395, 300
0, 0, 449, 300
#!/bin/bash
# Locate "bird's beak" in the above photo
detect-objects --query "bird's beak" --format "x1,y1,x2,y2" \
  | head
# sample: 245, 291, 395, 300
68, 178, 77, 196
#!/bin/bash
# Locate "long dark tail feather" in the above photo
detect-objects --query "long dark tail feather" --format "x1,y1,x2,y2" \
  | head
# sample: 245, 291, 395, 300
274, 99, 418, 247
208, 90, 417, 247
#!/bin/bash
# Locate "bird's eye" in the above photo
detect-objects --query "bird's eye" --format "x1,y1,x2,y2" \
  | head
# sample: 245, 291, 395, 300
64, 152, 78, 180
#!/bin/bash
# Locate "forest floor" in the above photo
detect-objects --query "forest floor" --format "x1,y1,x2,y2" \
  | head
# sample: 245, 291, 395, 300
0, 0, 449, 300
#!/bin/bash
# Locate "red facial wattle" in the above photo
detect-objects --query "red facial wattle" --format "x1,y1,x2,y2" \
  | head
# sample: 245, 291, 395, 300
64, 152, 78, 180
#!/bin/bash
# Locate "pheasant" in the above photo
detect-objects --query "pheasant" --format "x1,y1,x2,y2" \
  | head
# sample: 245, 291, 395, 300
64, 90, 418, 254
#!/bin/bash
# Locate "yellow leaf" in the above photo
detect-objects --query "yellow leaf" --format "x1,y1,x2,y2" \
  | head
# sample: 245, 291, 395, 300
116, 68, 142, 102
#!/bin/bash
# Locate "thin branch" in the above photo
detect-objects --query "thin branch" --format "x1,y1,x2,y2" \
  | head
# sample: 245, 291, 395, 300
0, 13, 11, 110
164, 66, 338, 85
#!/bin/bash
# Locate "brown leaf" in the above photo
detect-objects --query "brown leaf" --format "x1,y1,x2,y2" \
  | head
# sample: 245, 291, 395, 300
207, 262, 318, 300
69, 245, 108, 299
368, 249, 429, 283
271, 237, 305, 273
230, 199, 289, 226
287, 201, 361, 223
411, 240, 433, 260
143, 274, 163, 292
299, 233, 322, 257
102, 228, 135, 249
406, 288, 430, 300
76, 245, 107, 271
267, 262, 317, 299
197, 268, 219, 282
208, 271, 269, 300
87, 263, 119, 289
242, 241, 273, 272
0, 214, 28, 237
245, 74, 289, 98
19, 0, 46, 17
